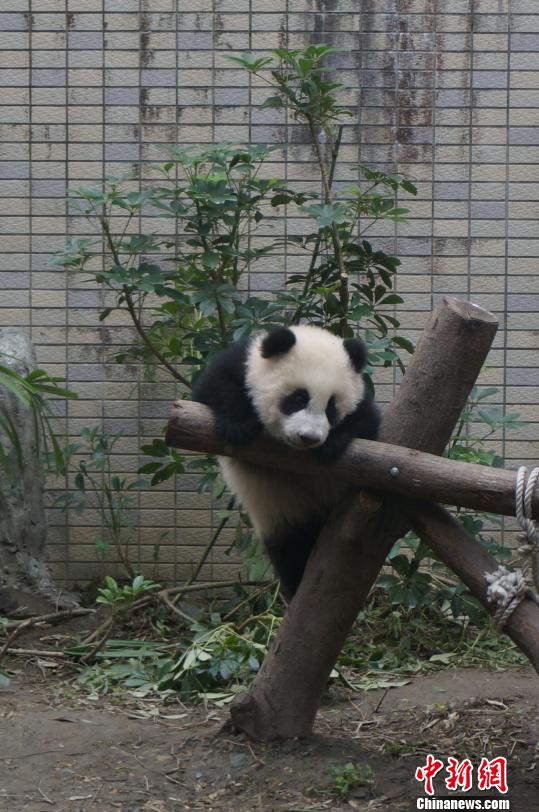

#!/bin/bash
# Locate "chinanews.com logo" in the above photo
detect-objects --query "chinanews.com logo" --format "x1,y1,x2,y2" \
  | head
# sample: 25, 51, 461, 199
415, 755, 511, 810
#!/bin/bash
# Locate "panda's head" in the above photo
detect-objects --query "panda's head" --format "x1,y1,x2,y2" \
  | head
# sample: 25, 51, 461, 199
245, 325, 368, 450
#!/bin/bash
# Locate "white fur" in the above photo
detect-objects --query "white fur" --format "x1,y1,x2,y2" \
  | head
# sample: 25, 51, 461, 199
220, 456, 349, 536
245, 325, 365, 449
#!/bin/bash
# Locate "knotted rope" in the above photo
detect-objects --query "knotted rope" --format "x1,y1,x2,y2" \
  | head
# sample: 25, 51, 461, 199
485, 466, 539, 629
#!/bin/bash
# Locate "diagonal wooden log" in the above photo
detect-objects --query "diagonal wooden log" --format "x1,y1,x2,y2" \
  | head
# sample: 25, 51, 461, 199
225, 297, 500, 739
405, 501, 539, 672
166, 406, 539, 521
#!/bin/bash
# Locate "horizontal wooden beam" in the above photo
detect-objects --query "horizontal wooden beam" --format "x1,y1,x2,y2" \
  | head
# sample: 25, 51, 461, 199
166, 400, 538, 521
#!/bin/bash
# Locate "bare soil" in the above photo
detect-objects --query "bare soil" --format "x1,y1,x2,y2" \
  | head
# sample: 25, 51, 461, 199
0, 665, 537, 812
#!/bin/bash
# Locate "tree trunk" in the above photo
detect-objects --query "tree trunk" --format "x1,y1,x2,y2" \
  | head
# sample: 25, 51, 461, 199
228, 297, 499, 739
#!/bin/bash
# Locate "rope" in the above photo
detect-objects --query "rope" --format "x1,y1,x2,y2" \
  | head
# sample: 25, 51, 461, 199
485, 566, 530, 629
515, 466, 539, 590
485, 466, 539, 630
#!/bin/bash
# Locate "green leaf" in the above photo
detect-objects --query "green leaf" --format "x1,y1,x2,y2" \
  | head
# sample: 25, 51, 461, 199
74, 472, 85, 492
301, 202, 350, 228
201, 252, 220, 270
261, 95, 284, 109
391, 336, 415, 354
227, 54, 273, 72
377, 574, 399, 589
140, 439, 170, 458
401, 179, 418, 196
138, 461, 164, 474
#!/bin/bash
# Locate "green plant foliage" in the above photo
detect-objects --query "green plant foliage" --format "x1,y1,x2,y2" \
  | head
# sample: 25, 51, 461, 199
50, 43, 527, 698
54, 45, 417, 498
72, 581, 282, 700
227, 45, 417, 347
74, 614, 280, 703
53, 146, 297, 383
0, 356, 77, 481
55, 427, 148, 575
327, 762, 375, 797
95, 574, 159, 611
379, 385, 523, 621
73, 639, 176, 698
338, 598, 526, 691
162, 621, 270, 701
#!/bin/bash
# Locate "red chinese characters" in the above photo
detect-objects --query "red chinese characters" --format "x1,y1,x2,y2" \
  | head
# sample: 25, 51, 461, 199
415, 754, 444, 796
478, 756, 509, 794
445, 757, 474, 792
415, 754, 509, 796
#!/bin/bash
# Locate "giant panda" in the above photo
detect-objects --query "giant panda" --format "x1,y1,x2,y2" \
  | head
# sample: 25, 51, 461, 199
192, 325, 380, 598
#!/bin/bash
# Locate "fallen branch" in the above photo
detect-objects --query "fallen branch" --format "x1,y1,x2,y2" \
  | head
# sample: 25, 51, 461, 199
4, 607, 95, 630
157, 591, 194, 624
80, 617, 115, 662
3, 648, 69, 658
0, 619, 33, 665
130, 579, 271, 613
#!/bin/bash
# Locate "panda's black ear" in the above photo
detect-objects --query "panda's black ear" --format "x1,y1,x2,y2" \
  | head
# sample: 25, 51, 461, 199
343, 337, 367, 373
261, 327, 296, 358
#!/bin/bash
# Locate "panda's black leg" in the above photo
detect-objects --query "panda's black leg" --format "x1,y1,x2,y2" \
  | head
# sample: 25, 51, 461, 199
264, 520, 324, 599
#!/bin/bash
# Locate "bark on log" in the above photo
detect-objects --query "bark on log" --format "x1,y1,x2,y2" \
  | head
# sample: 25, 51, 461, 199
227, 297, 499, 739
166, 405, 539, 521
406, 500, 539, 674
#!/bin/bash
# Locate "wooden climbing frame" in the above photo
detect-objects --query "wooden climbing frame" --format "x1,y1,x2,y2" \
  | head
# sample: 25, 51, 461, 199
166, 297, 539, 741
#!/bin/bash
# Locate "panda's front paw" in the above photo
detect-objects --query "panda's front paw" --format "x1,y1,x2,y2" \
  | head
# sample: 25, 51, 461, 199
311, 434, 351, 464
216, 416, 262, 446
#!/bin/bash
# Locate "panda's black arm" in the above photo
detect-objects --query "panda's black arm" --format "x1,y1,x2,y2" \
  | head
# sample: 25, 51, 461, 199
191, 341, 262, 446
313, 394, 381, 463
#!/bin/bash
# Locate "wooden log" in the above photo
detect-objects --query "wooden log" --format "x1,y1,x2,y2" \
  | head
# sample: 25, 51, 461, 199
406, 500, 539, 674
166, 404, 539, 521
227, 297, 499, 739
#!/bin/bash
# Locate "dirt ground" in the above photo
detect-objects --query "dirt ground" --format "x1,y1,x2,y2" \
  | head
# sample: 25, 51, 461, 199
0, 664, 537, 812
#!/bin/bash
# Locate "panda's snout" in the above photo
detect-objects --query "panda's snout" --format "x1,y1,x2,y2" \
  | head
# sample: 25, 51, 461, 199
281, 406, 329, 449
297, 431, 323, 448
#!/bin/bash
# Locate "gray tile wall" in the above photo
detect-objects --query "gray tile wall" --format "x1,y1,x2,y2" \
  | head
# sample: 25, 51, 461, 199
0, 0, 537, 585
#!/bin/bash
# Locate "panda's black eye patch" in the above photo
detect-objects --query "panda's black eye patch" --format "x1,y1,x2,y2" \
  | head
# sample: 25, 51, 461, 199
280, 388, 309, 415
326, 395, 338, 425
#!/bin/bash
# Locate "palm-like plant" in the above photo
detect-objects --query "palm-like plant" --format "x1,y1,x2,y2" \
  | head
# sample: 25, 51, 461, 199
0, 354, 76, 481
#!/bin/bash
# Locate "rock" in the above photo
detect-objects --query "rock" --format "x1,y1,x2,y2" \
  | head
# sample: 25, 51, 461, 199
0, 328, 77, 611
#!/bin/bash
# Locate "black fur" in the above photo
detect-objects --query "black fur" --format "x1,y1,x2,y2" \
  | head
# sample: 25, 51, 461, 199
343, 337, 368, 373
313, 392, 380, 463
261, 326, 296, 358
325, 394, 337, 425
280, 388, 309, 415
264, 519, 325, 600
192, 341, 262, 445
